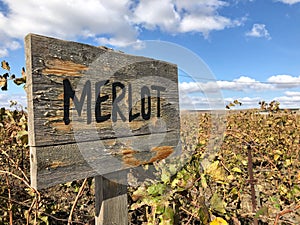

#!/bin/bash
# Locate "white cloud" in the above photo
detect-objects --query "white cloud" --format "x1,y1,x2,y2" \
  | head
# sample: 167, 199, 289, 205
132, 0, 180, 32
0, 0, 136, 53
179, 94, 225, 110
284, 91, 300, 96
0, 49, 8, 57
225, 96, 261, 106
246, 23, 271, 40
179, 15, 238, 37
276, 0, 300, 4
2, 0, 135, 39
267, 75, 300, 88
179, 74, 300, 109
273, 95, 300, 108
180, 93, 299, 110
179, 95, 210, 109
225, 95, 300, 109
179, 76, 274, 93
0, 0, 244, 55
0, 92, 27, 109
132, 0, 244, 37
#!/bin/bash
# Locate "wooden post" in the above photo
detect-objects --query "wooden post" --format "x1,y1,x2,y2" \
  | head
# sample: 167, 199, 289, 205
95, 171, 128, 225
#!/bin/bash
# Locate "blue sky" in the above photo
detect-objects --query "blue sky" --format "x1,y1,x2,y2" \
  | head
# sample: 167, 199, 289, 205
0, 0, 300, 109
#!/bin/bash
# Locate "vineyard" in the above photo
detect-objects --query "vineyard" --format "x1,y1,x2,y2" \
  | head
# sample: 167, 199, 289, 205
0, 101, 299, 224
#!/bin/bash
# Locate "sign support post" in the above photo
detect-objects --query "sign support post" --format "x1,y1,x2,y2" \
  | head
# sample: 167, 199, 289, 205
95, 173, 128, 225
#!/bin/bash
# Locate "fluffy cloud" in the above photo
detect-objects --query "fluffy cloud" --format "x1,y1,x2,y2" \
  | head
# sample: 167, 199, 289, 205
179, 74, 300, 95
273, 95, 300, 108
0, 92, 27, 109
267, 75, 300, 88
132, 0, 180, 32
0, 0, 244, 55
0, 0, 137, 53
179, 94, 225, 110
225, 96, 261, 106
132, 0, 244, 37
276, 0, 300, 4
181, 93, 300, 110
246, 23, 271, 40
225, 95, 300, 109
284, 91, 300, 96
179, 75, 300, 109
179, 76, 274, 93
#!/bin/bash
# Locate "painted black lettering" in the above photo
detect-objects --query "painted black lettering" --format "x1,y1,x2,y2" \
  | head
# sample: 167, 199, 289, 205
151, 85, 166, 117
112, 82, 126, 122
141, 86, 151, 120
128, 84, 140, 122
95, 80, 111, 123
63, 79, 91, 125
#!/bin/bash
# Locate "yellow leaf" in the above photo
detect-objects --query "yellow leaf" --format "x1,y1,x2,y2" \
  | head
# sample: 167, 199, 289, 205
232, 167, 242, 173
0, 76, 6, 87
274, 154, 280, 161
21, 67, 26, 78
0, 75, 7, 90
227, 175, 234, 181
206, 161, 219, 173
206, 161, 226, 181
1, 60, 10, 71
210, 217, 228, 225
13, 77, 26, 85
199, 139, 206, 145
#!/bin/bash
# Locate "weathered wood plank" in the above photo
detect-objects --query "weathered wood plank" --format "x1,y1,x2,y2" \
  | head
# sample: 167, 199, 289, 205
25, 34, 180, 189
95, 173, 128, 225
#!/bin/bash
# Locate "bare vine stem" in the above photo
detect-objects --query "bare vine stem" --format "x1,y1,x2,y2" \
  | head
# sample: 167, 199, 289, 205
247, 144, 258, 225
5, 173, 13, 225
180, 206, 200, 220
0, 196, 86, 224
274, 203, 300, 225
1, 149, 29, 182
67, 178, 88, 225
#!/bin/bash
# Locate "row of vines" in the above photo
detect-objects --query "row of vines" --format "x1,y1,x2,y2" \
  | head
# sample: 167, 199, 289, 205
129, 104, 299, 225
0, 102, 299, 224
0, 61, 299, 224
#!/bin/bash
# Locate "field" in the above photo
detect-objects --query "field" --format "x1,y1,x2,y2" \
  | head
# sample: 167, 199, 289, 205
0, 104, 299, 224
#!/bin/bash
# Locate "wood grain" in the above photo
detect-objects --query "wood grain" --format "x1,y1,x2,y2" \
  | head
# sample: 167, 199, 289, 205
25, 34, 180, 189
95, 173, 128, 225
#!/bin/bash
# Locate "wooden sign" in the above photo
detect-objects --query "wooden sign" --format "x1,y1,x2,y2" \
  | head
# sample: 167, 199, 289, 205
25, 34, 180, 189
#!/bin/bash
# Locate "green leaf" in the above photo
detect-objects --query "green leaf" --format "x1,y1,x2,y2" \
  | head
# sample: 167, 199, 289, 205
161, 170, 170, 184
159, 206, 174, 224
255, 206, 269, 218
17, 130, 28, 145
198, 196, 210, 224
147, 183, 166, 196
210, 192, 226, 214
201, 174, 208, 189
